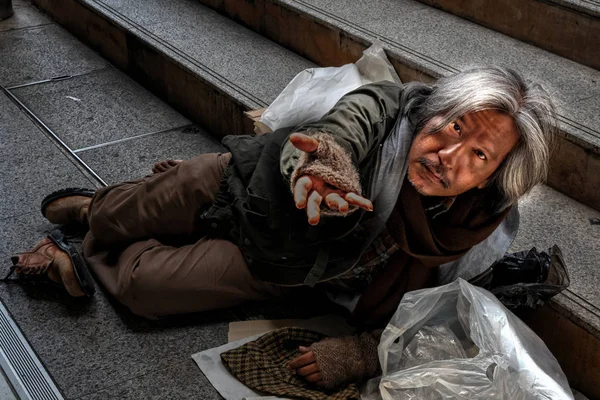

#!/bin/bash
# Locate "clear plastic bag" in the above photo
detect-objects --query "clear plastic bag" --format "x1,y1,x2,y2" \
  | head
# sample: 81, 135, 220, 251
398, 324, 468, 370
260, 42, 401, 131
362, 279, 573, 400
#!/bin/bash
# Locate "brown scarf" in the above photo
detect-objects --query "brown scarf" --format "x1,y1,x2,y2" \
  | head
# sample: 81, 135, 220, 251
351, 179, 510, 328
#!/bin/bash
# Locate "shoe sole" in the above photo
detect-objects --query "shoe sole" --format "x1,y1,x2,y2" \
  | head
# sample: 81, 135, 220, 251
41, 188, 95, 219
48, 228, 96, 297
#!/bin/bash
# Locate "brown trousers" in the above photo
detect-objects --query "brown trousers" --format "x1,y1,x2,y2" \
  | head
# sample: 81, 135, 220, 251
82, 153, 286, 319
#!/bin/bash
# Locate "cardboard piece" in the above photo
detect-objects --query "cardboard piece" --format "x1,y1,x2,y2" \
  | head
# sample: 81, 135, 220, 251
228, 315, 354, 343
243, 108, 272, 135
228, 319, 305, 343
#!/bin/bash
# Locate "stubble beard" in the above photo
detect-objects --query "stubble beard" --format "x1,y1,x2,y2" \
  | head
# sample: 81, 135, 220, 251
407, 166, 429, 196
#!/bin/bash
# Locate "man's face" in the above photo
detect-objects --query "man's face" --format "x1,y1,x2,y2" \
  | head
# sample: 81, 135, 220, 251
407, 109, 520, 197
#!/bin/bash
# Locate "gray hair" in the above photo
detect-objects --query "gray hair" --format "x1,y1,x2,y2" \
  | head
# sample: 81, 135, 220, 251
413, 66, 558, 211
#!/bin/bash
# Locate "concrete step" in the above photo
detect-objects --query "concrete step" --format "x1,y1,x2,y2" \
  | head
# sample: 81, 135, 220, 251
415, 0, 600, 70
195, 0, 600, 213
0, 3, 318, 398
31, 0, 315, 140
510, 184, 600, 398
27, 0, 600, 397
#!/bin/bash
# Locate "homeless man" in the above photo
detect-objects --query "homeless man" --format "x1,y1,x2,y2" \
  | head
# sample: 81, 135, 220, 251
9, 66, 556, 388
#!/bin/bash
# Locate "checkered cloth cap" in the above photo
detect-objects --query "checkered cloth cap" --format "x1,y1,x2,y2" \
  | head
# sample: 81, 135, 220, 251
221, 327, 361, 400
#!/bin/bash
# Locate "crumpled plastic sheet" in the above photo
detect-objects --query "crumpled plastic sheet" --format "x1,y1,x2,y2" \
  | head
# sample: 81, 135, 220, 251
361, 279, 573, 400
260, 41, 401, 132
398, 324, 468, 370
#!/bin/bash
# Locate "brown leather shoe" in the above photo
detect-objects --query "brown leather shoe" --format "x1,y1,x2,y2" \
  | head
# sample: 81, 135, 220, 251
41, 188, 95, 225
6, 229, 95, 297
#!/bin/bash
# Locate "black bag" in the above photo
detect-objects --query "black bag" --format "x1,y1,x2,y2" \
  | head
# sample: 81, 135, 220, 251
469, 245, 570, 310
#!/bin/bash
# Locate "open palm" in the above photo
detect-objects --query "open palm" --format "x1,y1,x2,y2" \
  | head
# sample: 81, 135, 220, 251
290, 132, 373, 225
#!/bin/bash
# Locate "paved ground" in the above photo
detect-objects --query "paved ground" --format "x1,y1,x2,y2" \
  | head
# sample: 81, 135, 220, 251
0, 3, 329, 399
0, 368, 17, 400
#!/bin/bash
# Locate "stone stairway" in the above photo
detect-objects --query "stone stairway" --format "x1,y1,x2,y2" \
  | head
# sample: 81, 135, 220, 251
195, 0, 600, 212
416, 0, 600, 70
33, 0, 600, 211
10, 0, 600, 397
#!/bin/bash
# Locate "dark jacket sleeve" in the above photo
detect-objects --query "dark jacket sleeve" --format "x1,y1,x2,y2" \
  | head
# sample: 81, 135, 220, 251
280, 82, 405, 190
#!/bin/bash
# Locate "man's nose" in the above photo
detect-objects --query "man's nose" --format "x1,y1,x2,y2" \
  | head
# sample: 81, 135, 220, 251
438, 143, 463, 169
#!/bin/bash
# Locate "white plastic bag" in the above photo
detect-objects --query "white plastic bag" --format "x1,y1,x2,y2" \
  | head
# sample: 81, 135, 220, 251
362, 279, 573, 400
260, 42, 401, 131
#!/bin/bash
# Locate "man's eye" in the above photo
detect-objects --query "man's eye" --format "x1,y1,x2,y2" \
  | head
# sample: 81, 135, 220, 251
475, 150, 486, 160
452, 122, 461, 133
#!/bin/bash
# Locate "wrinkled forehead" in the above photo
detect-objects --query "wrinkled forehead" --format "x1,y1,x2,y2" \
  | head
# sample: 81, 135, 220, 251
461, 110, 520, 157
460, 110, 518, 136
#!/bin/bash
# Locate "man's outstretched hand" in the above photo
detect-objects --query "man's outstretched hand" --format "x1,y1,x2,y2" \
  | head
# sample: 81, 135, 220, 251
290, 132, 373, 225
288, 346, 324, 386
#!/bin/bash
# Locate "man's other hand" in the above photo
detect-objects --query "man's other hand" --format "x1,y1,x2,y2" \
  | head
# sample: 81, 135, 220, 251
290, 133, 373, 225
288, 346, 324, 386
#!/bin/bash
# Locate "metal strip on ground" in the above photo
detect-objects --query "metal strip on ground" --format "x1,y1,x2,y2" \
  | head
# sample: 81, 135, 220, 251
0, 85, 107, 188
0, 300, 64, 400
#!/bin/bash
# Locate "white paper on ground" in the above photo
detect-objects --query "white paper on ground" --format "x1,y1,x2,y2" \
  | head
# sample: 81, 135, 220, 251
192, 315, 354, 400
192, 333, 267, 400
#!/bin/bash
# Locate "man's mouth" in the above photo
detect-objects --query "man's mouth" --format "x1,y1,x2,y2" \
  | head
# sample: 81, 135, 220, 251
425, 165, 443, 181
418, 158, 450, 189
